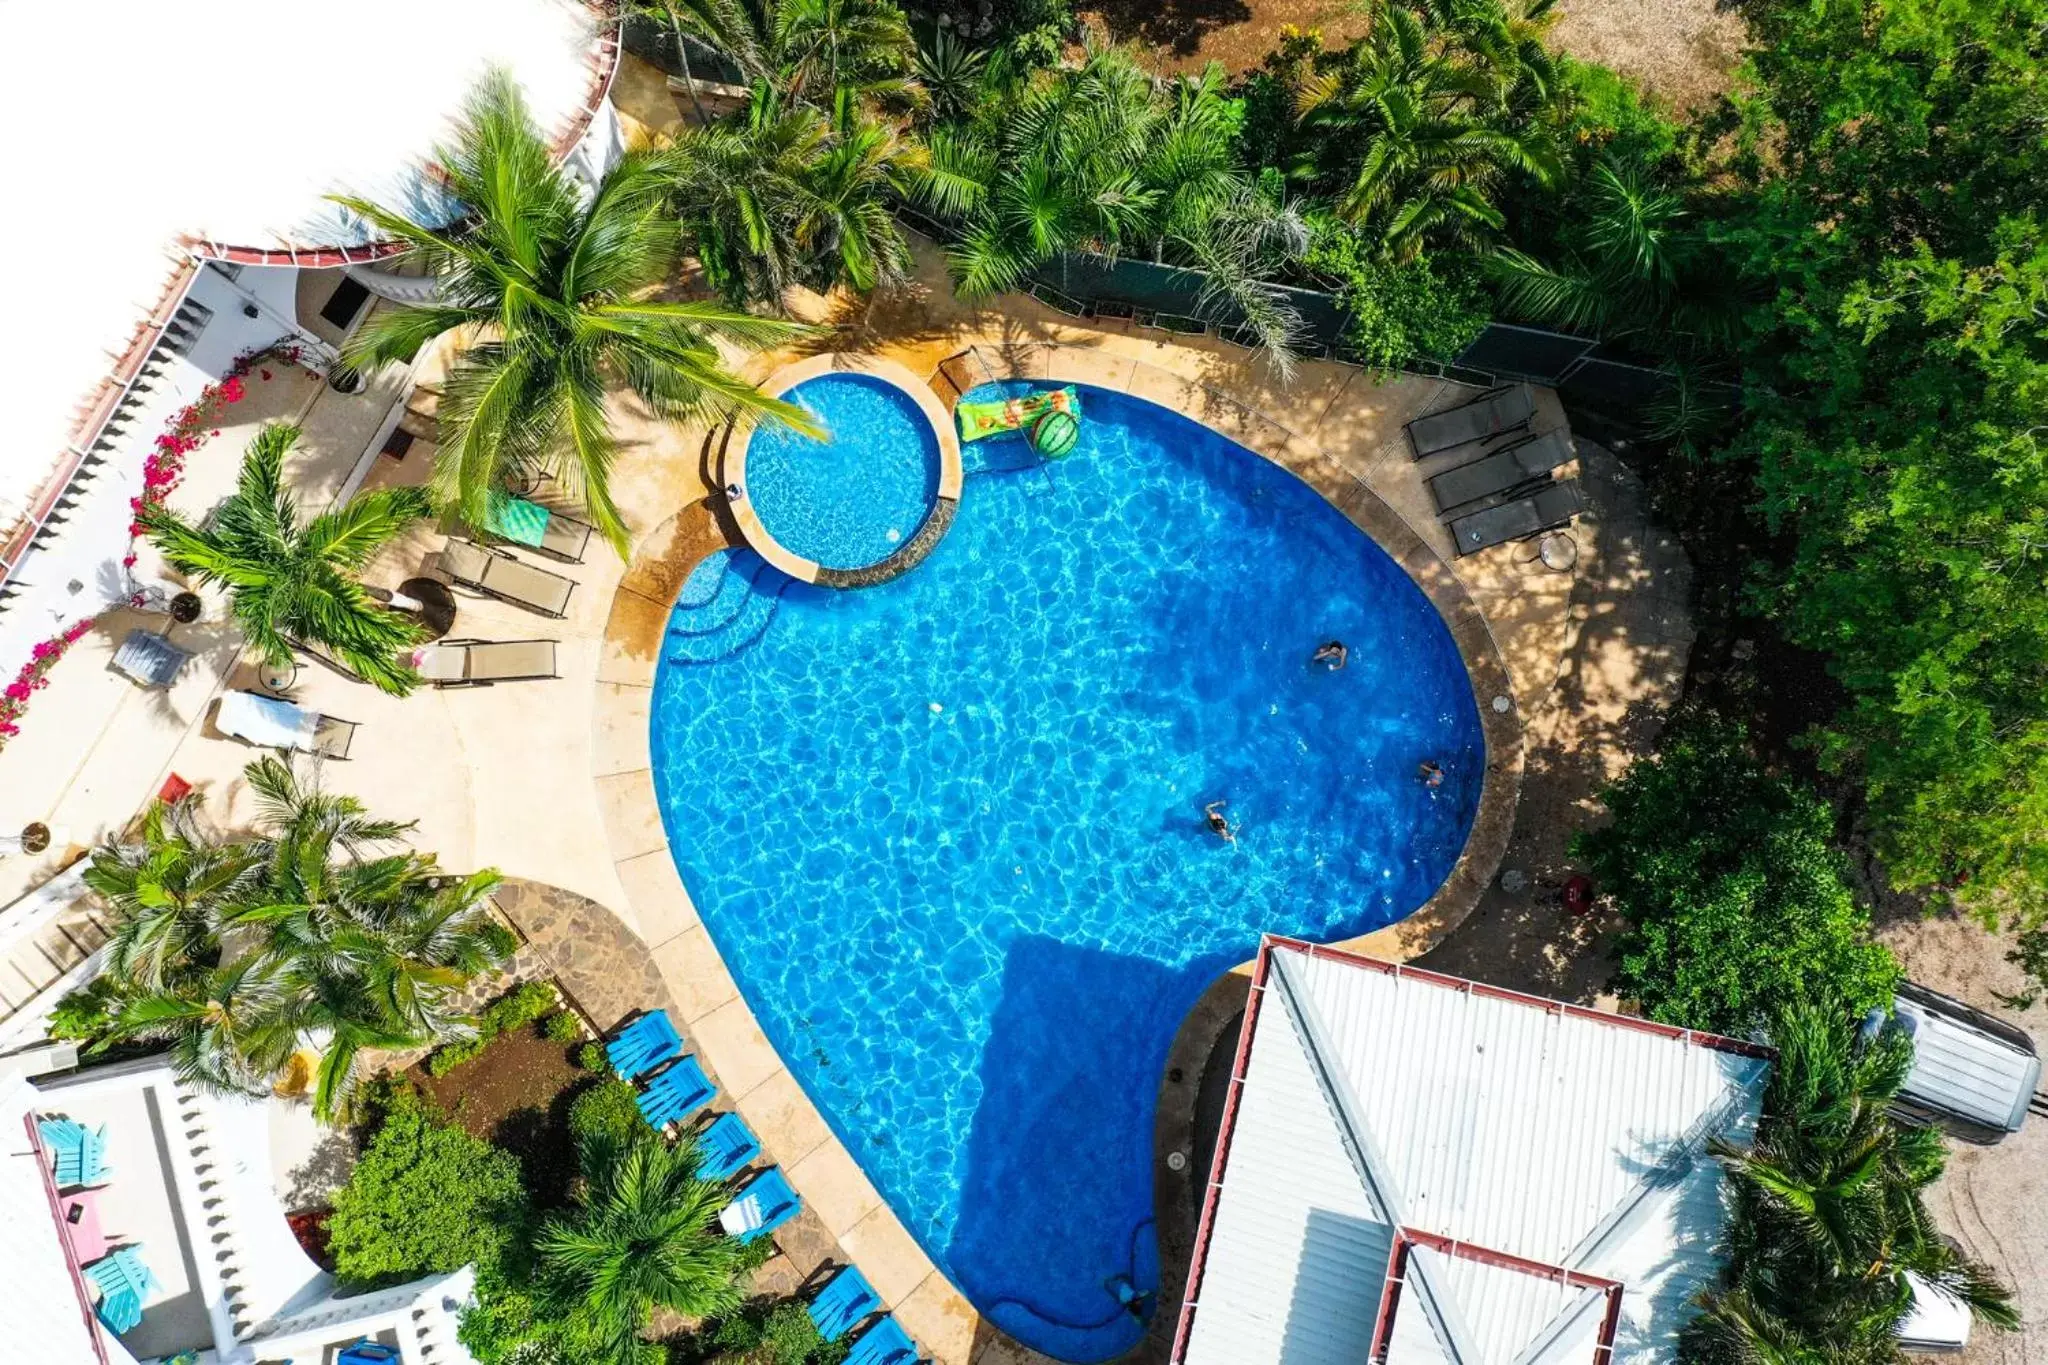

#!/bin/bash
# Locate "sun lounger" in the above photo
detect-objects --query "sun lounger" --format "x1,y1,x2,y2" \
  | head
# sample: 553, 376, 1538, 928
411, 638, 559, 687
214, 691, 358, 759
810, 1266, 884, 1343
1406, 383, 1536, 457
86, 1246, 160, 1335
110, 630, 192, 689
486, 492, 592, 563
1427, 428, 1577, 514
38, 1118, 109, 1188
638, 1055, 716, 1129
844, 1316, 921, 1365
696, 1111, 762, 1182
606, 1010, 683, 1081
1448, 479, 1584, 557
337, 1340, 402, 1365
439, 538, 576, 618
718, 1166, 802, 1243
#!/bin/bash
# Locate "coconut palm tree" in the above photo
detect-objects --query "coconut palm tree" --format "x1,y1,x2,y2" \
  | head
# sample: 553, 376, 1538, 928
539, 1133, 746, 1363
1689, 1003, 2018, 1359
84, 795, 262, 991
137, 422, 430, 695
333, 72, 814, 557
641, 0, 921, 114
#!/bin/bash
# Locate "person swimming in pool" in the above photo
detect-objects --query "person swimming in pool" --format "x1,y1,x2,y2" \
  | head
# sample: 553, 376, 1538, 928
1313, 640, 1348, 670
1203, 800, 1236, 843
1417, 760, 1444, 789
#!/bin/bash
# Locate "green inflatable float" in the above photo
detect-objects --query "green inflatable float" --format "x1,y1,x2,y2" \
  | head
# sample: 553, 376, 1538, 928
957, 385, 1083, 456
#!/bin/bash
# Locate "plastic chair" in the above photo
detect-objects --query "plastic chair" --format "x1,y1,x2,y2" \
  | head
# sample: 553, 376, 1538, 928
606, 1010, 683, 1080
86, 1246, 160, 1334
845, 1315, 921, 1365
717, 1167, 802, 1243
637, 1055, 715, 1129
337, 1339, 402, 1365
695, 1112, 762, 1182
809, 1265, 883, 1342
39, 1118, 110, 1188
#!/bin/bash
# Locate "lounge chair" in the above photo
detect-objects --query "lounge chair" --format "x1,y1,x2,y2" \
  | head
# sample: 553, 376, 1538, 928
844, 1316, 921, 1365
810, 1266, 884, 1343
718, 1167, 802, 1243
1427, 428, 1577, 514
412, 638, 560, 687
439, 539, 576, 618
86, 1246, 160, 1335
606, 1010, 683, 1081
337, 1340, 402, 1365
1448, 479, 1584, 557
1405, 383, 1536, 458
486, 492, 593, 564
638, 1055, 716, 1130
110, 630, 192, 689
213, 691, 357, 759
38, 1118, 109, 1188
696, 1111, 762, 1182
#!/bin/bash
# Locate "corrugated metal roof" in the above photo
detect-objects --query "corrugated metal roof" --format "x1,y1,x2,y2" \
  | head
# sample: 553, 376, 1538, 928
1174, 939, 1771, 1365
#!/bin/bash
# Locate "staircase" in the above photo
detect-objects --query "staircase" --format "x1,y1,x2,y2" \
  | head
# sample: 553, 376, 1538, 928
0, 864, 114, 1033
666, 550, 787, 666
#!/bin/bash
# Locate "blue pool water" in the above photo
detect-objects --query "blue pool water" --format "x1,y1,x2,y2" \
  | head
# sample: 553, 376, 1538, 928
652, 385, 1483, 1361
746, 374, 940, 569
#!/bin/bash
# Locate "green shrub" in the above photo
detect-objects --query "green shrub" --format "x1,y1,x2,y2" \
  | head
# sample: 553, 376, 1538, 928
1558, 56, 1683, 170
426, 1035, 489, 1077
48, 978, 122, 1043
1302, 220, 1491, 369
567, 1076, 650, 1147
483, 981, 559, 1034
541, 1009, 583, 1044
689, 1299, 848, 1365
328, 1084, 529, 1286
1574, 718, 1902, 1036
576, 1040, 608, 1072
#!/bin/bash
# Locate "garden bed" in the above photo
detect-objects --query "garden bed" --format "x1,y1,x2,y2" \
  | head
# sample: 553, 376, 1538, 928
412, 1024, 591, 1207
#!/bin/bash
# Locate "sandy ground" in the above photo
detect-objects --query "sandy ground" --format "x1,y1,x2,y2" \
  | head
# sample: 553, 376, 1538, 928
1082, 0, 1745, 110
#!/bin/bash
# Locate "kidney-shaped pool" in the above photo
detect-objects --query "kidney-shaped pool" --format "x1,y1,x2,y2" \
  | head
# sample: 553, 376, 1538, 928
651, 382, 1484, 1361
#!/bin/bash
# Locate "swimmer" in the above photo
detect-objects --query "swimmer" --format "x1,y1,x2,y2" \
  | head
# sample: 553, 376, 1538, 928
1203, 800, 1236, 843
1417, 760, 1444, 789
1313, 640, 1348, 670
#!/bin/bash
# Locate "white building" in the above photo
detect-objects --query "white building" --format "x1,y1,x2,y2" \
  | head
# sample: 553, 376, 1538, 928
2, 1053, 477, 1364
1171, 937, 1774, 1365
0, 0, 623, 686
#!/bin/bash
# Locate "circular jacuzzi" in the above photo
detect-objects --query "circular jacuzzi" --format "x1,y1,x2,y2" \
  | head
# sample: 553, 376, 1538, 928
727, 357, 962, 586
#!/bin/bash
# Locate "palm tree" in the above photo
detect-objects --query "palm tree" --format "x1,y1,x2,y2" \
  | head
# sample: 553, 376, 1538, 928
138, 423, 430, 695
914, 25, 985, 123
643, 0, 921, 114
333, 72, 815, 557
1690, 1003, 2018, 1359
539, 1134, 747, 1363
84, 796, 261, 990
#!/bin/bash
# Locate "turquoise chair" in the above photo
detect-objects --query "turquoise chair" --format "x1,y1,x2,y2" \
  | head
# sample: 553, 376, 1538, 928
845, 1316, 920, 1365
809, 1265, 883, 1343
38, 1118, 109, 1188
718, 1167, 802, 1243
695, 1112, 761, 1181
337, 1340, 401, 1365
86, 1246, 159, 1334
606, 1011, 682, 1081
638, 1055, 716, 1129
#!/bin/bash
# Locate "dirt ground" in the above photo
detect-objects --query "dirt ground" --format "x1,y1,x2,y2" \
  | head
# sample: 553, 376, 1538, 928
414, 1024, 593, 1208
1082, 0, 1746, 110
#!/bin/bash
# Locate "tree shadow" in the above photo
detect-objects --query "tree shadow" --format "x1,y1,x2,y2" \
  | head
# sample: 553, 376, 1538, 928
1085, 0, 1256, 59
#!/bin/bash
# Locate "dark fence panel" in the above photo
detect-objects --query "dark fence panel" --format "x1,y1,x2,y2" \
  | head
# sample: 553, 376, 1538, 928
1452, 324, 1600, 386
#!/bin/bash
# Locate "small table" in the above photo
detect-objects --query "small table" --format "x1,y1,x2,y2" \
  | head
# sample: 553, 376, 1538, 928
398, 577, 458, 641
258, 659, 300, 694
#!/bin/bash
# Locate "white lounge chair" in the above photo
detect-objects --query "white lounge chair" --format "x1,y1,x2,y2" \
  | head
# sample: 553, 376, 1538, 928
213, 690, 357, 759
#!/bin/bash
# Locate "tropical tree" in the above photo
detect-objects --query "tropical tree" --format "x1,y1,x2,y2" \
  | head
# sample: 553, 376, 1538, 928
913, 25, 985, 124
333, 72, 814, 556
919, 45, 1309, 356
664, 86, 924, 301
537, 1133, 747, 1363
638, 0, 921, 114
138, 422, 430, 695
1688, 1004, 2017, 1360
71, 758, 513, 1121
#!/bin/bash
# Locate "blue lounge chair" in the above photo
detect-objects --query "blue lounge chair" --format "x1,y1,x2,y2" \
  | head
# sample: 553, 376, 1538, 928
696, 1112, 762, 1182
86, 1246, 160, 1334
606, 1010, 683, 1080
845, 1315, 921, 1365
337, 1340, 401, 1365
637, 1055, 716, 1129
718, 1167, 802, 1243
38, 1118, 109, 1188
809, 1265, 883, 1343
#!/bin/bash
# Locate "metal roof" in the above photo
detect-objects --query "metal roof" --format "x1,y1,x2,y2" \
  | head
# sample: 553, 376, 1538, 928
1172, 938, 1772, 1365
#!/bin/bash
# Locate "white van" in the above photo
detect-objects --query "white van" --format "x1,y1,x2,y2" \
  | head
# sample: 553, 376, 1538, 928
1889, 981, 2042, 1144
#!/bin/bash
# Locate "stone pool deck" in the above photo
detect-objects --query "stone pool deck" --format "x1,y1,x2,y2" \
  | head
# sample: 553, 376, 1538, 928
0, 235, 1696, 1364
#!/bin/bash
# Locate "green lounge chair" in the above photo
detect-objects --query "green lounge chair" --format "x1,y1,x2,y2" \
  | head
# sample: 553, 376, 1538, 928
486, 492, 592, 563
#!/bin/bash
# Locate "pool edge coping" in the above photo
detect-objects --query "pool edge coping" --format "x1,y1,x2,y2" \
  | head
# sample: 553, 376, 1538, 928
725, 353, 965, 587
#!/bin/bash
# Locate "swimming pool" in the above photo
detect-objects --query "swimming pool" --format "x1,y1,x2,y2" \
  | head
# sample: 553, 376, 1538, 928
742, 373, 941, 571
651, 383, 1484, 1361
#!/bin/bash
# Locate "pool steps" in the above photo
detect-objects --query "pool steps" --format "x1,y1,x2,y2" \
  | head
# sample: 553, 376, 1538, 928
667, 550, 787, 665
